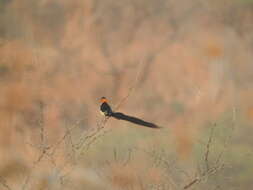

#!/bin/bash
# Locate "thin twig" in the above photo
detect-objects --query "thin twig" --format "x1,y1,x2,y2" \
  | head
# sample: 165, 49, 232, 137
183, 164, 225, 189
74, 117, 108, 150
0, 177, 12, 190
79, 127, 112, 156
215, 107, 237, 166
204, 123, 216, 170
57, 118, 111, 185
133, 147, 179, 189
183, 123, 226, 190
114, 59, 144, 111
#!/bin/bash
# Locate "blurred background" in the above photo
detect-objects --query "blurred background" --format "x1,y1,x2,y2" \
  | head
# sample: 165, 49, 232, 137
0, 0, 253, 189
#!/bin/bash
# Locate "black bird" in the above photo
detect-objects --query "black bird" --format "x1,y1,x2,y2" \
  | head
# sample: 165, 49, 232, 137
100, 97, 160, 129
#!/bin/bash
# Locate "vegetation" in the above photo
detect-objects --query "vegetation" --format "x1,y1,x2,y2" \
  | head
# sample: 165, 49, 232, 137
0, 0, 252, 189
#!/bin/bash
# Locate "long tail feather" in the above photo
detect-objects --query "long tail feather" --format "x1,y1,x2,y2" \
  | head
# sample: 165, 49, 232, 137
111, 112, 160, 129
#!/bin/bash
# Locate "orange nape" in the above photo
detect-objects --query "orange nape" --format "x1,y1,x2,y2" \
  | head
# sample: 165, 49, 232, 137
100, 97, 108, 103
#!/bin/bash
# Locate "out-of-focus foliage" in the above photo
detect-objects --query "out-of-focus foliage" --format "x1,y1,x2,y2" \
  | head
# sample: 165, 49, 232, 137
0, 0, 252, 189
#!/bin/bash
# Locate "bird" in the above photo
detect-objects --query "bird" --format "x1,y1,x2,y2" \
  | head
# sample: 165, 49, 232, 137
100, 97, 160, 129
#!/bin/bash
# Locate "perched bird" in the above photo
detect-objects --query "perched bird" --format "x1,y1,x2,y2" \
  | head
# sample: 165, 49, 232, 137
100, 97, 160, 129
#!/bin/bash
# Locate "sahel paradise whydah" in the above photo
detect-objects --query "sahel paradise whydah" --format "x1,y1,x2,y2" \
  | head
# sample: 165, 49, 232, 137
100, 97, 161, 129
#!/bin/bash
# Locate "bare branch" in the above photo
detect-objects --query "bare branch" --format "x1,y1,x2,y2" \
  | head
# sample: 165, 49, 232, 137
0, 177, 12, 190
183, 123, 226, 189
204, 123, 216, 170
215, 107, 237, 167
133, 147, 179, 189
114, 59, 144, 111
183, 163, 225, 189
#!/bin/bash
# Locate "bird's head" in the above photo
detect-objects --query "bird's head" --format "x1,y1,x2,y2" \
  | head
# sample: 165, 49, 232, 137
100, 97, 108, 103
